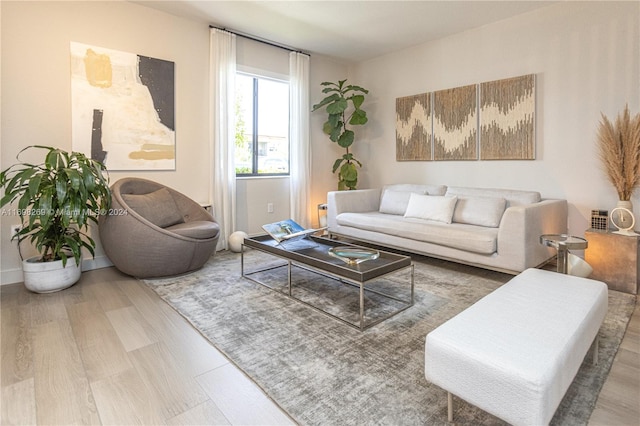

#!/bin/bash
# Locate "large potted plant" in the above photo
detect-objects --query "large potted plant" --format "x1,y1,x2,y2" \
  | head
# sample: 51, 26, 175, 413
0, 145, 111, 293
312, 79, 369, 190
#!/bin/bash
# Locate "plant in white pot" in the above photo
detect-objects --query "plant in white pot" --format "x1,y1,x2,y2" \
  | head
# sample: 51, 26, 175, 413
0, 145, 111, 293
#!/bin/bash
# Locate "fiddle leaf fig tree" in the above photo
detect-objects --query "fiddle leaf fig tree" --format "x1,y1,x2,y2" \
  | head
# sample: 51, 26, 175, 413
312, 79, 369, 190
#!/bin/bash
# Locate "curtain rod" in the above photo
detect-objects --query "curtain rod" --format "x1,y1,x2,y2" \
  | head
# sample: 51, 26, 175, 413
209, 25, 310, 56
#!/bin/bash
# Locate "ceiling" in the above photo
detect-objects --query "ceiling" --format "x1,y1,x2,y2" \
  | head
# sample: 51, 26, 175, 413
134, 1, 557, 63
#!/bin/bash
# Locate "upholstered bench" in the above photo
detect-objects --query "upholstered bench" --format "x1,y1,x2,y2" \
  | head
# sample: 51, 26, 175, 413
424, 268, 608, 425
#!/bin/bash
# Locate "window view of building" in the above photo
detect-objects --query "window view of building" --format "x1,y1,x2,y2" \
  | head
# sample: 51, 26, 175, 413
235, 73, 289, 176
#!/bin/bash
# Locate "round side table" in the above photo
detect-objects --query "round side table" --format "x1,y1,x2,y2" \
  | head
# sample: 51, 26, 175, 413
540, 234, 588, 274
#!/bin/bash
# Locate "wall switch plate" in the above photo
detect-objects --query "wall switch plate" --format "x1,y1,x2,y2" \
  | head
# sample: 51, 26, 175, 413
267, 203, 274, 213
10, 225, 21, 238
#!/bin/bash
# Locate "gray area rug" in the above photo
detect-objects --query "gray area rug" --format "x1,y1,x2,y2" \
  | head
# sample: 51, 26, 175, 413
143, 249, 636, 425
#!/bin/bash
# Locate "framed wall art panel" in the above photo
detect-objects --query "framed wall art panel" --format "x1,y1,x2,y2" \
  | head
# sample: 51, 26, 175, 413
479, 74, 535, 160
71, 42, 176, 171
433, 85, 477, 160
396, 93, 432, 161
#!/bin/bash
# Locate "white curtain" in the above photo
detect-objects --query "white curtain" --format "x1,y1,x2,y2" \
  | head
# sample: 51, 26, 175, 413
210, 29, 237, 250
289, 52, 311, 227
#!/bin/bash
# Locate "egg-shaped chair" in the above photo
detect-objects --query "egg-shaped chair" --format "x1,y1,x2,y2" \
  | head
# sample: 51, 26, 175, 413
99, 177, 220, 278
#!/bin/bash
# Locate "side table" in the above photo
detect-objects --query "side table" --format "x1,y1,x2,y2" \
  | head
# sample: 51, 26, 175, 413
540, 234, 588, 274
584, 229, 639, 294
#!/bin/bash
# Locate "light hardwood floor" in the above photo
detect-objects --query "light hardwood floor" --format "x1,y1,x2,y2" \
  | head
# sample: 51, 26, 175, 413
1, 266, 638, 425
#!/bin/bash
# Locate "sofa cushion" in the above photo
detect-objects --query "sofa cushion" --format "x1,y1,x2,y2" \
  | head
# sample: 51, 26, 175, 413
445, 187, 540, 207
405, 194, 458, 224
122, 188, 184, 228
383, 183, 447, 196
453, 196, 507, 228
379, 190, 422, 215
336, 211, 498, 254
165, 220, 220, 239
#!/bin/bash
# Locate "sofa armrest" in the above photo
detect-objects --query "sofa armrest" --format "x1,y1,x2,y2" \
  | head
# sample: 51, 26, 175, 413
497, 199, 568, 270
327, 188, 381, 229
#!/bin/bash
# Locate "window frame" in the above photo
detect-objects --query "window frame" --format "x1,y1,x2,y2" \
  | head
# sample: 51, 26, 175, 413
235, 71, 290, 178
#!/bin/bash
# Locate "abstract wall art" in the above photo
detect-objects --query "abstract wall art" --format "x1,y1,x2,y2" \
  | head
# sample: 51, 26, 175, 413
433, 85, 478, 160
479, 74, 535, 160
396, 93, 432, 161
71, 42, 176, 170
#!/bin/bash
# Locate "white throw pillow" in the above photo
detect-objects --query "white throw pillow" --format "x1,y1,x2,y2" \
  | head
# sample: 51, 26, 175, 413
404, 194, 458, 223
452, 196, 507, 227
379, 190, 419, 215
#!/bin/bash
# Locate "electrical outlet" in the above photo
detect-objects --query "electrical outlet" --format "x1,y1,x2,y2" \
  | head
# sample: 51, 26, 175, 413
267, 203, 274, 213
10, 225, 21, 238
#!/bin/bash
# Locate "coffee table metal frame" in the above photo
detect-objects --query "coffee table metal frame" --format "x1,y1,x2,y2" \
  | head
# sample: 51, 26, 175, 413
241, 235, 414, 331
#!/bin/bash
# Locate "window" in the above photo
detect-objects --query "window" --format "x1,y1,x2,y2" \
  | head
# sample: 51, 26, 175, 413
235, 73, 289, 176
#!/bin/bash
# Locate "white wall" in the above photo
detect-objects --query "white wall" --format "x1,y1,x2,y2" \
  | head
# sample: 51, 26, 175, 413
1, 1, 212, 283
347, 1, 639, 237
0, 1, 346, 283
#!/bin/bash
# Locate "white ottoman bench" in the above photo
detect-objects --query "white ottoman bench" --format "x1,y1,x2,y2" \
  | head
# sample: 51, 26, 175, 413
425, 268, 608, 425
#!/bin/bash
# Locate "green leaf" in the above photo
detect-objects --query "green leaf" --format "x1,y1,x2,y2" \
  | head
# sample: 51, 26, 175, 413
326, 98, 348, 115
332, 158, 344, 173
349, 109, 368, 126
329, 126, 342, 143
345, 179, 358, 190
39, 191, 52, 228
345, 85, 368, 94
328, 113, 341, 128
339, 162, 358, 190
27, 174, 42, 199
311, 93, 340, 112
67, 169, 81, 191
55, 176, 67, 202
45, 148, 62, 170
322, 120, 335, 136
350, 94, 365, 109
337, 130, 355, 148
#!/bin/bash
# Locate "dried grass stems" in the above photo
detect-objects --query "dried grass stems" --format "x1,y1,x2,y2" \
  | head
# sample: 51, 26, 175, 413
597, 105, 640, 201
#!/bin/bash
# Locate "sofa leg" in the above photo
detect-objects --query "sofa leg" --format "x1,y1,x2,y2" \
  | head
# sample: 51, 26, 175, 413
448, 392, 453, 422
593, 336, 599, 366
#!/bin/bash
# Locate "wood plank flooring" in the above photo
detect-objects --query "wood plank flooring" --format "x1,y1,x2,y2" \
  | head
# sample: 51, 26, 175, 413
1, 265, 638, 425
1, 267, 293, 425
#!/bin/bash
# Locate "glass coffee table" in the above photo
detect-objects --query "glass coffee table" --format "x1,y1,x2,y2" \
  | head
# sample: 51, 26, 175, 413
241, 235, 414, 331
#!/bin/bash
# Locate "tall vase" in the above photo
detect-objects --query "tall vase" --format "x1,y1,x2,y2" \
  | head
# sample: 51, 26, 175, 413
617, 200, 633, 212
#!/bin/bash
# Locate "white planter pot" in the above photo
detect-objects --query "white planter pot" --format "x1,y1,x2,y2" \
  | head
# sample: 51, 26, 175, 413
22, 256, 82, 293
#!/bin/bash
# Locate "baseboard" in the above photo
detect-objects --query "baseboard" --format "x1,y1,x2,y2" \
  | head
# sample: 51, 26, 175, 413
0, 255, 113, 286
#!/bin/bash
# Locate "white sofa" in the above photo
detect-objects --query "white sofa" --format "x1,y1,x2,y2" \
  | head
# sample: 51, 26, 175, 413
327, 184, 568, 274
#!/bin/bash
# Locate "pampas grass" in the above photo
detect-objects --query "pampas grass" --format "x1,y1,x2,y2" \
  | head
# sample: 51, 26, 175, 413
597, 105, 640, 201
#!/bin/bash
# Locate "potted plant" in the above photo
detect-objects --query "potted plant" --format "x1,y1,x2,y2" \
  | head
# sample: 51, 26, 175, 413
312, 79, 369, 190
596, 105, 640, 210
0, 145, 111, 293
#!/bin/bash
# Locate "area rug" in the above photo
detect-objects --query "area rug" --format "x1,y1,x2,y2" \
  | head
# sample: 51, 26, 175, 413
143, 249, 636, 425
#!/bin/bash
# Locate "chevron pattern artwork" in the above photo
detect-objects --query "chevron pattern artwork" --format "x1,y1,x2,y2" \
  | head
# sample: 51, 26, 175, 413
396, 93, 432, 160
395, 74, 535, 161
433, 85, 478, 160
480, 74, 535, 160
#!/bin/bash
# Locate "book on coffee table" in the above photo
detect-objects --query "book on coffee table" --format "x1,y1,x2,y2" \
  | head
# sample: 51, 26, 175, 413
262, 219, 325, 243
